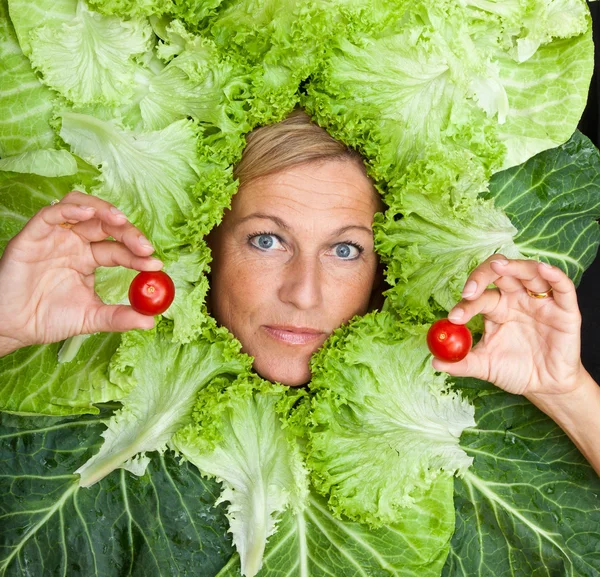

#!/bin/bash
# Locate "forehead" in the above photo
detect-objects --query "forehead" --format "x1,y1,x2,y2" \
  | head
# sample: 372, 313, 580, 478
230, 160, 381, 223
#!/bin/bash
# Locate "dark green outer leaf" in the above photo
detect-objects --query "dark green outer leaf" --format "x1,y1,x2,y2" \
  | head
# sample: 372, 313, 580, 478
442, 388, 600, 577
485, 131, 600, 284
0, 412, 233, 576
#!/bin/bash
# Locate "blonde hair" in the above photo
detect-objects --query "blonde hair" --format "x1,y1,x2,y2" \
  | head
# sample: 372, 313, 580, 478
234, 109, 370, 185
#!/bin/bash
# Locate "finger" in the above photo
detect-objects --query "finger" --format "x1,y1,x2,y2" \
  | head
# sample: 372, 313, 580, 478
431, 349, 488, 381
487, 259, 552, 295
448, 289, 503, 325
461, 254, 522, 301
27, 202, 97, 240
56, 191, 155, 257
90, 241, 164, 271
84, 303, 156, 334
536, 261, 579, 313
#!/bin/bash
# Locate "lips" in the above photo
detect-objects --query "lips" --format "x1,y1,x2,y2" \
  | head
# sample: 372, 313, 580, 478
263, 325, 326, 345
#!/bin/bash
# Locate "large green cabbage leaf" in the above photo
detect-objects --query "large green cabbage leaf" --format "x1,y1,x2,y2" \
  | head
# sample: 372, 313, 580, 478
0, 410, 235, 576
442, 380, 600, 577
0, 0, 56, 155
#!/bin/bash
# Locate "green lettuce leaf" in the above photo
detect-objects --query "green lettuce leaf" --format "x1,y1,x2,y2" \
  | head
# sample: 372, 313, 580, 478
299, 311, 475, 527
0, 0, 56, 155
173, 376, 309, 577
0, 333, 125, 416
137, 21, 254, 164
76, 320, 251, 487
217, 481, 456, 577
442, 383, 600, 577
59, 112, 202, 254
0, 149, 77, 177
0, 410, 234, 576
28, 0, 154, 107
304, 0, 593, 181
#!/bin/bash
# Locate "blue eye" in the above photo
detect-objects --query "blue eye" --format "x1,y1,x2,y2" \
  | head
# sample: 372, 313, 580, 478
249, 233, 283, 251
334, 243, 360, 260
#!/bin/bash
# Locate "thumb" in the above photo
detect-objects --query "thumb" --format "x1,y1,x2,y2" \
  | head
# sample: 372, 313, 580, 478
86, 304, 156, 334
431, 351, 487, 381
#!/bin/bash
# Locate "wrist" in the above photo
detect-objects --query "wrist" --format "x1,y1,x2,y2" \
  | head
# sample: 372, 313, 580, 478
0, 334, 26, 358
525, 365, 596, 417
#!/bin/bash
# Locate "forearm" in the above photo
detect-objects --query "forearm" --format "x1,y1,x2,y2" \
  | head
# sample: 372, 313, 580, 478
526, 369, 600, 476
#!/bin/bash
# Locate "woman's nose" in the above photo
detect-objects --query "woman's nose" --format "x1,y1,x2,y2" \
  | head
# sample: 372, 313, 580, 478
278, 254, 323, 310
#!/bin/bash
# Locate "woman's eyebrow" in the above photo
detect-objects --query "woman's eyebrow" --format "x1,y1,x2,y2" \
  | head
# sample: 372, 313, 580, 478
236, 213, 290, 230
333, 224, 373, 237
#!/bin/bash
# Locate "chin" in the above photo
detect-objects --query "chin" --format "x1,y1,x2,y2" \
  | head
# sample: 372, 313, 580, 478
252, 356, 312, 387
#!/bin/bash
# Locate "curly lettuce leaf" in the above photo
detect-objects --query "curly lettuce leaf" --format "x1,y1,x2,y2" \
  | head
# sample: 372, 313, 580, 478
299, 311, 475, 527
59, 112, 202, 254
140, 22, 252, 161
174, 376, 309, 577
304, 3, 506, 183
374, 151, 521, 319
75, 320, 251, 487
28, 0, 154, 107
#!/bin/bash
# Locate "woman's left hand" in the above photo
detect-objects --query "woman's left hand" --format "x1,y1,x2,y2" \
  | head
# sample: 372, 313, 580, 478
433, 255, 586, 398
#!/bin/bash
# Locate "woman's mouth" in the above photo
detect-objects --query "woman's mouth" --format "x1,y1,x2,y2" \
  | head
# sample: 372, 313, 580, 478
262, 325, 326, 345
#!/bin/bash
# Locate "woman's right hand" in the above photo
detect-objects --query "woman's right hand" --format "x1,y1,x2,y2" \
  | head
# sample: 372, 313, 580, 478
0, 190, 164, 354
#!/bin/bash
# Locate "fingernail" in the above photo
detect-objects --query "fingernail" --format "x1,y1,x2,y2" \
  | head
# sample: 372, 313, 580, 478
540, 261, 553, 269
491, 259, 509, 266
148, 258, 163, 267
110, 207, 127, 219
462, 280, 477, 298
79, 205, 95, 211
139, 235, 153, 249
448, 308, 464, 321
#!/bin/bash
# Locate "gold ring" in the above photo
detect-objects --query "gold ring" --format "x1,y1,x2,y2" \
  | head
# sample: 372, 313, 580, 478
58, 222, 75, 229
526, 287, 553, 299
50, 199, 60, 205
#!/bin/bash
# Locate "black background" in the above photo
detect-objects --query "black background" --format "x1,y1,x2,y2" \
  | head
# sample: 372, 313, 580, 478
576, 3, 600, 381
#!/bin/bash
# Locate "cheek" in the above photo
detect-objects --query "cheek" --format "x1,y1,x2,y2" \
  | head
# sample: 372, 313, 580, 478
323, 260, 377, 321
210, 250, 280, 336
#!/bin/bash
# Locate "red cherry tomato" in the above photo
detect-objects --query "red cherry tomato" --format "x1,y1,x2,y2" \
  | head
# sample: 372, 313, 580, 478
128, 271, 175, 316
427, 319, 472, 363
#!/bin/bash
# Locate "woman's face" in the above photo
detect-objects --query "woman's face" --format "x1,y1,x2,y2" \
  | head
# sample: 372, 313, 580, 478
208, 159, 382, 386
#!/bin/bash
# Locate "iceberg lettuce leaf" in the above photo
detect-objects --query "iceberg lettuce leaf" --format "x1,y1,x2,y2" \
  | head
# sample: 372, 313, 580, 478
0, 149, 77, 177
0, 0, 56, 155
